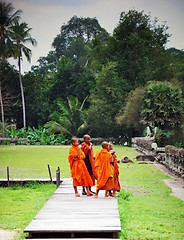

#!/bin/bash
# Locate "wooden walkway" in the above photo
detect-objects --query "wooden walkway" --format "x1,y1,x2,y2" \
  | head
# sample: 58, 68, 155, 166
24, 178, 121, 239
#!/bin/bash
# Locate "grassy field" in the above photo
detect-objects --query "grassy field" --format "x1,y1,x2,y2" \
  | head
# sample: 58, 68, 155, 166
0, 145, 134, 179
0, 145, 184, 240
0, 183, 56, 240
118, 164, 184, 239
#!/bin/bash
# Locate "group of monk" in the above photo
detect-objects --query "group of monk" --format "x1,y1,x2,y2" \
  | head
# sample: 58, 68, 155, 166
68, 134, 121, 198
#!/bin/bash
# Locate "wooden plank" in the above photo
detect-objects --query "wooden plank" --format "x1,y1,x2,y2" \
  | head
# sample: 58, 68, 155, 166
24, 218, 119, 227
25, 226, 121, 232
7, 167, 10, 187
24, 178, 121, 235
26, 239, 121, 240
47, 164, 53, 182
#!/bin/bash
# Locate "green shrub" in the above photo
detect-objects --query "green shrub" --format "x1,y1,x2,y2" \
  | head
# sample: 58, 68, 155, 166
5, 125, 67, 145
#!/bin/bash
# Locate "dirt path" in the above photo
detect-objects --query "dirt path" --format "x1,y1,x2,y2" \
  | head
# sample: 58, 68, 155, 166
0, 229, 17, 240
154, 162, 184, 201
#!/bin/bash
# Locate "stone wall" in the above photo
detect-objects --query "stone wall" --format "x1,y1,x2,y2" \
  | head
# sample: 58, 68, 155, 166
132, 137, 154, 154
164, 145, 184, 177
132, 137, 184, 177
66, 137, 118, 145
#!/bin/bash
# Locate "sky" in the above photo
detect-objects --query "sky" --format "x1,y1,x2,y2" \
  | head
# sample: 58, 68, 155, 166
6, 0, 184, 73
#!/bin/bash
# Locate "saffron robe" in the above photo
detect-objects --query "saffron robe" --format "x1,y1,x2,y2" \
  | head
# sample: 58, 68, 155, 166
68, 145, 93, 187
81, 142, 95, 185
95, 148, 114, 190
112, 154, 121, 191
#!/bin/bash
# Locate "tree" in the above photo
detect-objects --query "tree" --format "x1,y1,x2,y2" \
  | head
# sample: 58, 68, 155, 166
44, 96, 87, 137
88, 62, 131, 137
141, 82, 183, 129
10, 19, 37, 127
166, 48, 184, 92
49, 57, 95, 103
0, 1, 21, 137
0, 61, 20, 127
52, 15, 109, 64
89, 10, 171, 88
113, 10, 170, 87
22, 70, 51, 127
116, 87, 146, 127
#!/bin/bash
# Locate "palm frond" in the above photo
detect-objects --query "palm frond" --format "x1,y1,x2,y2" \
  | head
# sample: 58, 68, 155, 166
44, 121, 73, 136
45, 96, 88, 137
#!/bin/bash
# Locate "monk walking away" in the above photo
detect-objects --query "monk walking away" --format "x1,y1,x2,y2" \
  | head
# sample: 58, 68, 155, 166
68, 137, 94, 197
94, 141, 114, 198
109, 143, 121, 197
81, 134, 96, 195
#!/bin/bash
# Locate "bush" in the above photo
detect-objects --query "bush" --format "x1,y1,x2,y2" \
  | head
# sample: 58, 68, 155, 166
5, 125, 67, 145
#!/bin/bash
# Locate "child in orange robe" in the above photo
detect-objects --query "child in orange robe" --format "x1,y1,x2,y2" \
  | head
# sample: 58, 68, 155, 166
109, 143, 121, 197
94, 141, 114, 198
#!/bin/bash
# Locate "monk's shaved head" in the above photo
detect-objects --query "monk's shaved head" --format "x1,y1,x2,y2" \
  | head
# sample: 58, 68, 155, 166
109, 142, 113, 150
71, 136, 78, 143
83, 134, 90, 139
102, 141, 109, 149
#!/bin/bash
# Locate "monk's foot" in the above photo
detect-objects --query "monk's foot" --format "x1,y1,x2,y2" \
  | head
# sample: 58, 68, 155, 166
94, 194, 98, 198
82, 191, 87, 195
104, 195, 109, 198
90, 190, 96, 194
87, 192, 94, 196
75, 193, 80, 197
112, 194, 120, 197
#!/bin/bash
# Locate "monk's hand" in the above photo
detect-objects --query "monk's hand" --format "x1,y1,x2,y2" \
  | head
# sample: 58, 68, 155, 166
74, 156, 78, 161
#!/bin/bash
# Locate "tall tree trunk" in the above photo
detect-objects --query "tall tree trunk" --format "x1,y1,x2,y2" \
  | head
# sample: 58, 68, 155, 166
0, 80, 5, 138
0, 60, 5, 138
18, 57, 26, 127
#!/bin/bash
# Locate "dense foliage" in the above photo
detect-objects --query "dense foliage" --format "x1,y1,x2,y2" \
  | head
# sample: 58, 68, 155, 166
0, 3, 184, 146
5, 125, 67, 145
141, 82, 183, 128
44, 96, 88, 137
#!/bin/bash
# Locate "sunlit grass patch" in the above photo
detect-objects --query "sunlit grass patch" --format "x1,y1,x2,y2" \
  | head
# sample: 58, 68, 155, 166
0, 182, 56, 239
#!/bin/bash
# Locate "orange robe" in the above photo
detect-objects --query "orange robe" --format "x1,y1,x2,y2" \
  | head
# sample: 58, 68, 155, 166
95, 148, 114, 190
68, 145, 93, 187
112, 154, 121, 191
81, 142, 95, 185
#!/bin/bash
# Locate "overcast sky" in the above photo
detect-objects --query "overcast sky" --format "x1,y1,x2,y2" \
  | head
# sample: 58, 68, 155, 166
6, 0, 184, 73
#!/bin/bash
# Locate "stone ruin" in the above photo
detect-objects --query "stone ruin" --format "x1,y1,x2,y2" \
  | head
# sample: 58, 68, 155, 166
132, 127, 184, 178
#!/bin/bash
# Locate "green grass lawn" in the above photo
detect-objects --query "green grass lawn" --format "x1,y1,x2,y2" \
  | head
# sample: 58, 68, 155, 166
0, 183, 56, 240
0, 145, 71, 179
0, 145, 133, 179
0, 145, 184, 240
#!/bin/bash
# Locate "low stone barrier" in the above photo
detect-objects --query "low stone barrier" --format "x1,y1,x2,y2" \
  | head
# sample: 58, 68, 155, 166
66, 137, 118, 145
132, 137, 184, 177
164, 145, 184, 177
0, 137, 30, 145
132, 137, 154, 154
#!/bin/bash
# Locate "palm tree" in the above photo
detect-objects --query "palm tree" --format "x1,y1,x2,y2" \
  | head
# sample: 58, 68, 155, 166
0, 1, 21, 137
10, 20, 37, 127
44, 96, 88, 137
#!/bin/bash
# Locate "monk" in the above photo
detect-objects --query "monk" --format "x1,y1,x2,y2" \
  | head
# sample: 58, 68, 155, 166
81, 134, 96, 195
109, 143, 121, 197
68, 136, 93, 197
94, 141, 114, 198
